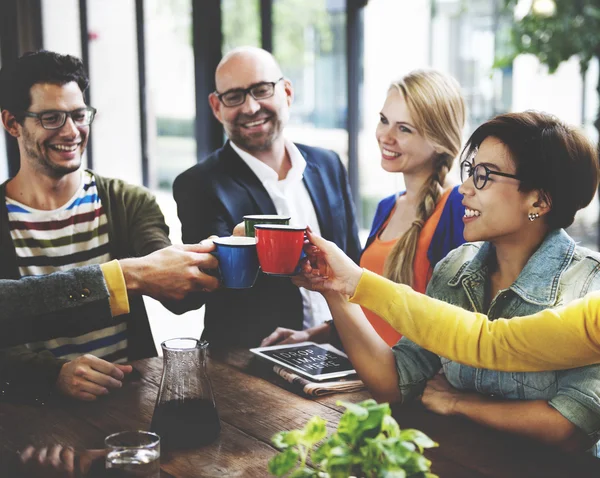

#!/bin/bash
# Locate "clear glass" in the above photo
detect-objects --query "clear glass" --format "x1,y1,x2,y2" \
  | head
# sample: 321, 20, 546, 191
105, 430, 160, 478
150, 338, 220, 450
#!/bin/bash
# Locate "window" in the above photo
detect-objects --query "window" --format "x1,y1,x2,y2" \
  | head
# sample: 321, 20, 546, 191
273, 0, 348, 166
145, 0, 196, 190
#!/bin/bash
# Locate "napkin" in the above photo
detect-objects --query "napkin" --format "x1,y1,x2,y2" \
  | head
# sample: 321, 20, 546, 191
273, 365, 365, 397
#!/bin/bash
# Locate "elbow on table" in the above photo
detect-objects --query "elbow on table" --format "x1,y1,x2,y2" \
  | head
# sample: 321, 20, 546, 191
551, 426, 594, 454
369, 387, 402, 405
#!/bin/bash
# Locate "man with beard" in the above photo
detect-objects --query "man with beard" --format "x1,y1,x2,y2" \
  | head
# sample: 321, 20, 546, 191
174, 47, 361, 347
0, 51, 219, 402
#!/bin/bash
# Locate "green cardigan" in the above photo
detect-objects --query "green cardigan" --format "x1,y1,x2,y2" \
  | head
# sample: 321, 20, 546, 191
0, 171, 171, 398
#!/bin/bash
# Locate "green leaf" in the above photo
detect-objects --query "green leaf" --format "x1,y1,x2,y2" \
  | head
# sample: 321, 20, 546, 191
399, 429, 438, 451
381, 470, 407, 478
272, 430, 302, 449
288, 467, 319, 478
337, 401, 390, 445
268, 448, 300, 477
302, 416, 328, 446
403, 453, 432, 473
381, 414, 401, 438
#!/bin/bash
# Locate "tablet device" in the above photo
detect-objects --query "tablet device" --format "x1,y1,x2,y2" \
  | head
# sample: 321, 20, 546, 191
250, 342, 356, 381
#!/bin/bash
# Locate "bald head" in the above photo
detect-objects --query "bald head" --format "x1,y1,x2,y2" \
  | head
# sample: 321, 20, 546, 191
215, 47, 283, 92
209, 46, 292, 156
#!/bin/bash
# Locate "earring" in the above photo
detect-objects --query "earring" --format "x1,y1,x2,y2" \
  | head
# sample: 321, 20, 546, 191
528, 212, 539, 222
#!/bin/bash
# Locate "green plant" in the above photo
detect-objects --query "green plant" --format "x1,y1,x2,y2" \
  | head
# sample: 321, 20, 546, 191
268, 399, 438, 478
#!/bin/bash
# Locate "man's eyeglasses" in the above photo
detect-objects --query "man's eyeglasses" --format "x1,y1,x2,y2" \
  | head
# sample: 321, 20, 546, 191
20, 106, 97, 130
460, 160, 520, 190
215, 78, 284, 107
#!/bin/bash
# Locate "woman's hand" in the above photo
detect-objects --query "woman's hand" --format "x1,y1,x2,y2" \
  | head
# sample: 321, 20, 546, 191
292, 231, 363, 297
421, 374, 470, 416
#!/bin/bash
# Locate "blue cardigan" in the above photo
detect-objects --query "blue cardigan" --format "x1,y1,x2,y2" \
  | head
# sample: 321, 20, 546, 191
361, 186, 466, 271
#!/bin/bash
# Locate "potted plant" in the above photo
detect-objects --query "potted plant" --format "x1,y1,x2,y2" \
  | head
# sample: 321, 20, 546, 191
268, 399, 438, 478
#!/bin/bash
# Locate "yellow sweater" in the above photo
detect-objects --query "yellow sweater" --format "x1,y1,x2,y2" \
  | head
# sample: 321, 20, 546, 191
349, 269, 600, 371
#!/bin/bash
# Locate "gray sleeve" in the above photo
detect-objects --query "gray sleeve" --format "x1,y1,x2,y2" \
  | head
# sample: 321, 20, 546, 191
392, 337, 442, 403
0, 265, 113, 346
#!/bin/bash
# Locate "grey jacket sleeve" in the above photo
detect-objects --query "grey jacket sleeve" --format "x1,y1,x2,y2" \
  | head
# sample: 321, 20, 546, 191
0, 265, 114, 347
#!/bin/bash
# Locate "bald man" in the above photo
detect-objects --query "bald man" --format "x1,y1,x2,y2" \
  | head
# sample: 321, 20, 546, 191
173, 46, 360, 347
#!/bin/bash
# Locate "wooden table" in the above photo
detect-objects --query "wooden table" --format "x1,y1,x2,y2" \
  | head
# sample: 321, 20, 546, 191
1, 348, 600, 477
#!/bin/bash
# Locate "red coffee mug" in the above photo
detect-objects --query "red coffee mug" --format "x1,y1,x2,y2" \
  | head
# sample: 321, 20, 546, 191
254, 224, 306, 276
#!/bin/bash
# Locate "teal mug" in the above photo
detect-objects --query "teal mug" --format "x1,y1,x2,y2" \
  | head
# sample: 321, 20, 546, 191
243, 215, 291, 237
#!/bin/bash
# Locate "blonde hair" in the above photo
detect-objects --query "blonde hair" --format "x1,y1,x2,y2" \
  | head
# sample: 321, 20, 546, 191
382, 69, 466, 285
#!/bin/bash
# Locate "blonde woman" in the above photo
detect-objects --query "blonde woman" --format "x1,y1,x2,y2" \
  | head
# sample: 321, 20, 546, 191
262, 69, 466, 347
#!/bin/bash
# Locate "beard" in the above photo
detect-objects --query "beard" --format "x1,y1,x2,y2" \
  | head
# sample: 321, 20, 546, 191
226, 109, 284, 153
21, 127, 83, 178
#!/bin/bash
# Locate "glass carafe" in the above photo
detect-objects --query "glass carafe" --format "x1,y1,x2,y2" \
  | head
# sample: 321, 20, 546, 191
150, 338, 220, 450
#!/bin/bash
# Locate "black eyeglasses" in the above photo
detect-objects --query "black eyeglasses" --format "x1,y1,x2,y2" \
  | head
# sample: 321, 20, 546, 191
460, 160, 520, 190
215, 78, 284, 107
20, 106, 97, 130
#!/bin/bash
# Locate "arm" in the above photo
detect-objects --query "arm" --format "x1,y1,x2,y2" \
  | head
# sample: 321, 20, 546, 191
423, 375, 589, 451
0, 265, 116, 347
324, 292, 401, 403
127, 182, 219, 313
351, 270, 600, 371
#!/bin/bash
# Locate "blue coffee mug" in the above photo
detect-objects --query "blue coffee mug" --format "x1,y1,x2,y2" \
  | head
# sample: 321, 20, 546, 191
212, 237, 260, 289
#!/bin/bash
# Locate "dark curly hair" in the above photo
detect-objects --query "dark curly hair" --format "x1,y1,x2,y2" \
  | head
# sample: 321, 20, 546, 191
0, 50, 89, 118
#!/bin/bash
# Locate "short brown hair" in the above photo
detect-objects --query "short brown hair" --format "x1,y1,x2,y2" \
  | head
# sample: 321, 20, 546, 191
462, 111, 599, 229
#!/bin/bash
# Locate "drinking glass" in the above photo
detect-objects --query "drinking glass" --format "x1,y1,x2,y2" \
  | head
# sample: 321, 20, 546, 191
105, 430, 160, 477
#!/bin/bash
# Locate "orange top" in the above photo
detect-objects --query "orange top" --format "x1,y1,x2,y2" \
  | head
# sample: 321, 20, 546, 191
359, 188, 454, 346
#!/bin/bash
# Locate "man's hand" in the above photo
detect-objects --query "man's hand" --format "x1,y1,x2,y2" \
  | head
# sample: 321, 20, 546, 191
232, 222, 246, 237
421, 374, 470, 416
56, 354, 132, 401
18, 445, 106, 477
260, 327, 310, 347
120, 242, 220, 301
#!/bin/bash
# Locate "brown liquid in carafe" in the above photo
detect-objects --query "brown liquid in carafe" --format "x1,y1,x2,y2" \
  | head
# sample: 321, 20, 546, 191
151, 398, 220, 450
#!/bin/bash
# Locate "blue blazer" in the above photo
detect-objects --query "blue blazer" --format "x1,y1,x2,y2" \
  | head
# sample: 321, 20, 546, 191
173, 141, 361, 347
362, 186, 465, 271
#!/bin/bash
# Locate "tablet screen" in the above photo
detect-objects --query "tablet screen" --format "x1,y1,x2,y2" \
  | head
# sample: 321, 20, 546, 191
250, 342, 356, 381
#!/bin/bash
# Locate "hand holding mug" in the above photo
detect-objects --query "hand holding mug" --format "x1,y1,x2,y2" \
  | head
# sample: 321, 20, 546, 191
292, 231, 363, 296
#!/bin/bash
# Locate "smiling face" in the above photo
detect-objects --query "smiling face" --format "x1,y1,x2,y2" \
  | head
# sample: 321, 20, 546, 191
459, 136, 539, 244
16, 82, 89, 179
375, 88, 437, 177
209, 51, 292, 154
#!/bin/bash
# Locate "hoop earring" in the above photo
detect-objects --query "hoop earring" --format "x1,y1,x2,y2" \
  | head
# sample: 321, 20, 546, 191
528, 212, 540, 222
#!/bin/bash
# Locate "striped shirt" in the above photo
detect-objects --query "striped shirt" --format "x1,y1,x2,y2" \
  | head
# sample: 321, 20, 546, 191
7, 170, 128, 363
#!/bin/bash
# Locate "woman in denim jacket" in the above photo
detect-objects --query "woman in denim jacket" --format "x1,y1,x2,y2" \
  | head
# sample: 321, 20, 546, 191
296, 111, 600, 456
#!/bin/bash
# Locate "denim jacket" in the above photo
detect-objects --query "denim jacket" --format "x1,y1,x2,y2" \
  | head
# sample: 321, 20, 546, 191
392, 229, 600, 452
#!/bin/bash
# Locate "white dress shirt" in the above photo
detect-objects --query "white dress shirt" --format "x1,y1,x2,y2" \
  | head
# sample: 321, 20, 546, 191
230, 139, 333, 329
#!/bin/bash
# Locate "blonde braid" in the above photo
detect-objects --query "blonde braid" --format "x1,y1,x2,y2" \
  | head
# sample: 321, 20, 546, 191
383, 154, 451, 285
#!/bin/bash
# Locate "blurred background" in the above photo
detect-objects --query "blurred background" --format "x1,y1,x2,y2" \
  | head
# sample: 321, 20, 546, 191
1, 0, 598, 347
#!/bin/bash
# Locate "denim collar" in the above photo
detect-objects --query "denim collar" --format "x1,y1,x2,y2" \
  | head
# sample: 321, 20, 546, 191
448, 229, 575, 306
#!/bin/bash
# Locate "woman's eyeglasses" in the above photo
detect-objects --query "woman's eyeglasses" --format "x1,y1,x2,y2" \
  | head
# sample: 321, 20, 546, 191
460, 160, 520, 190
